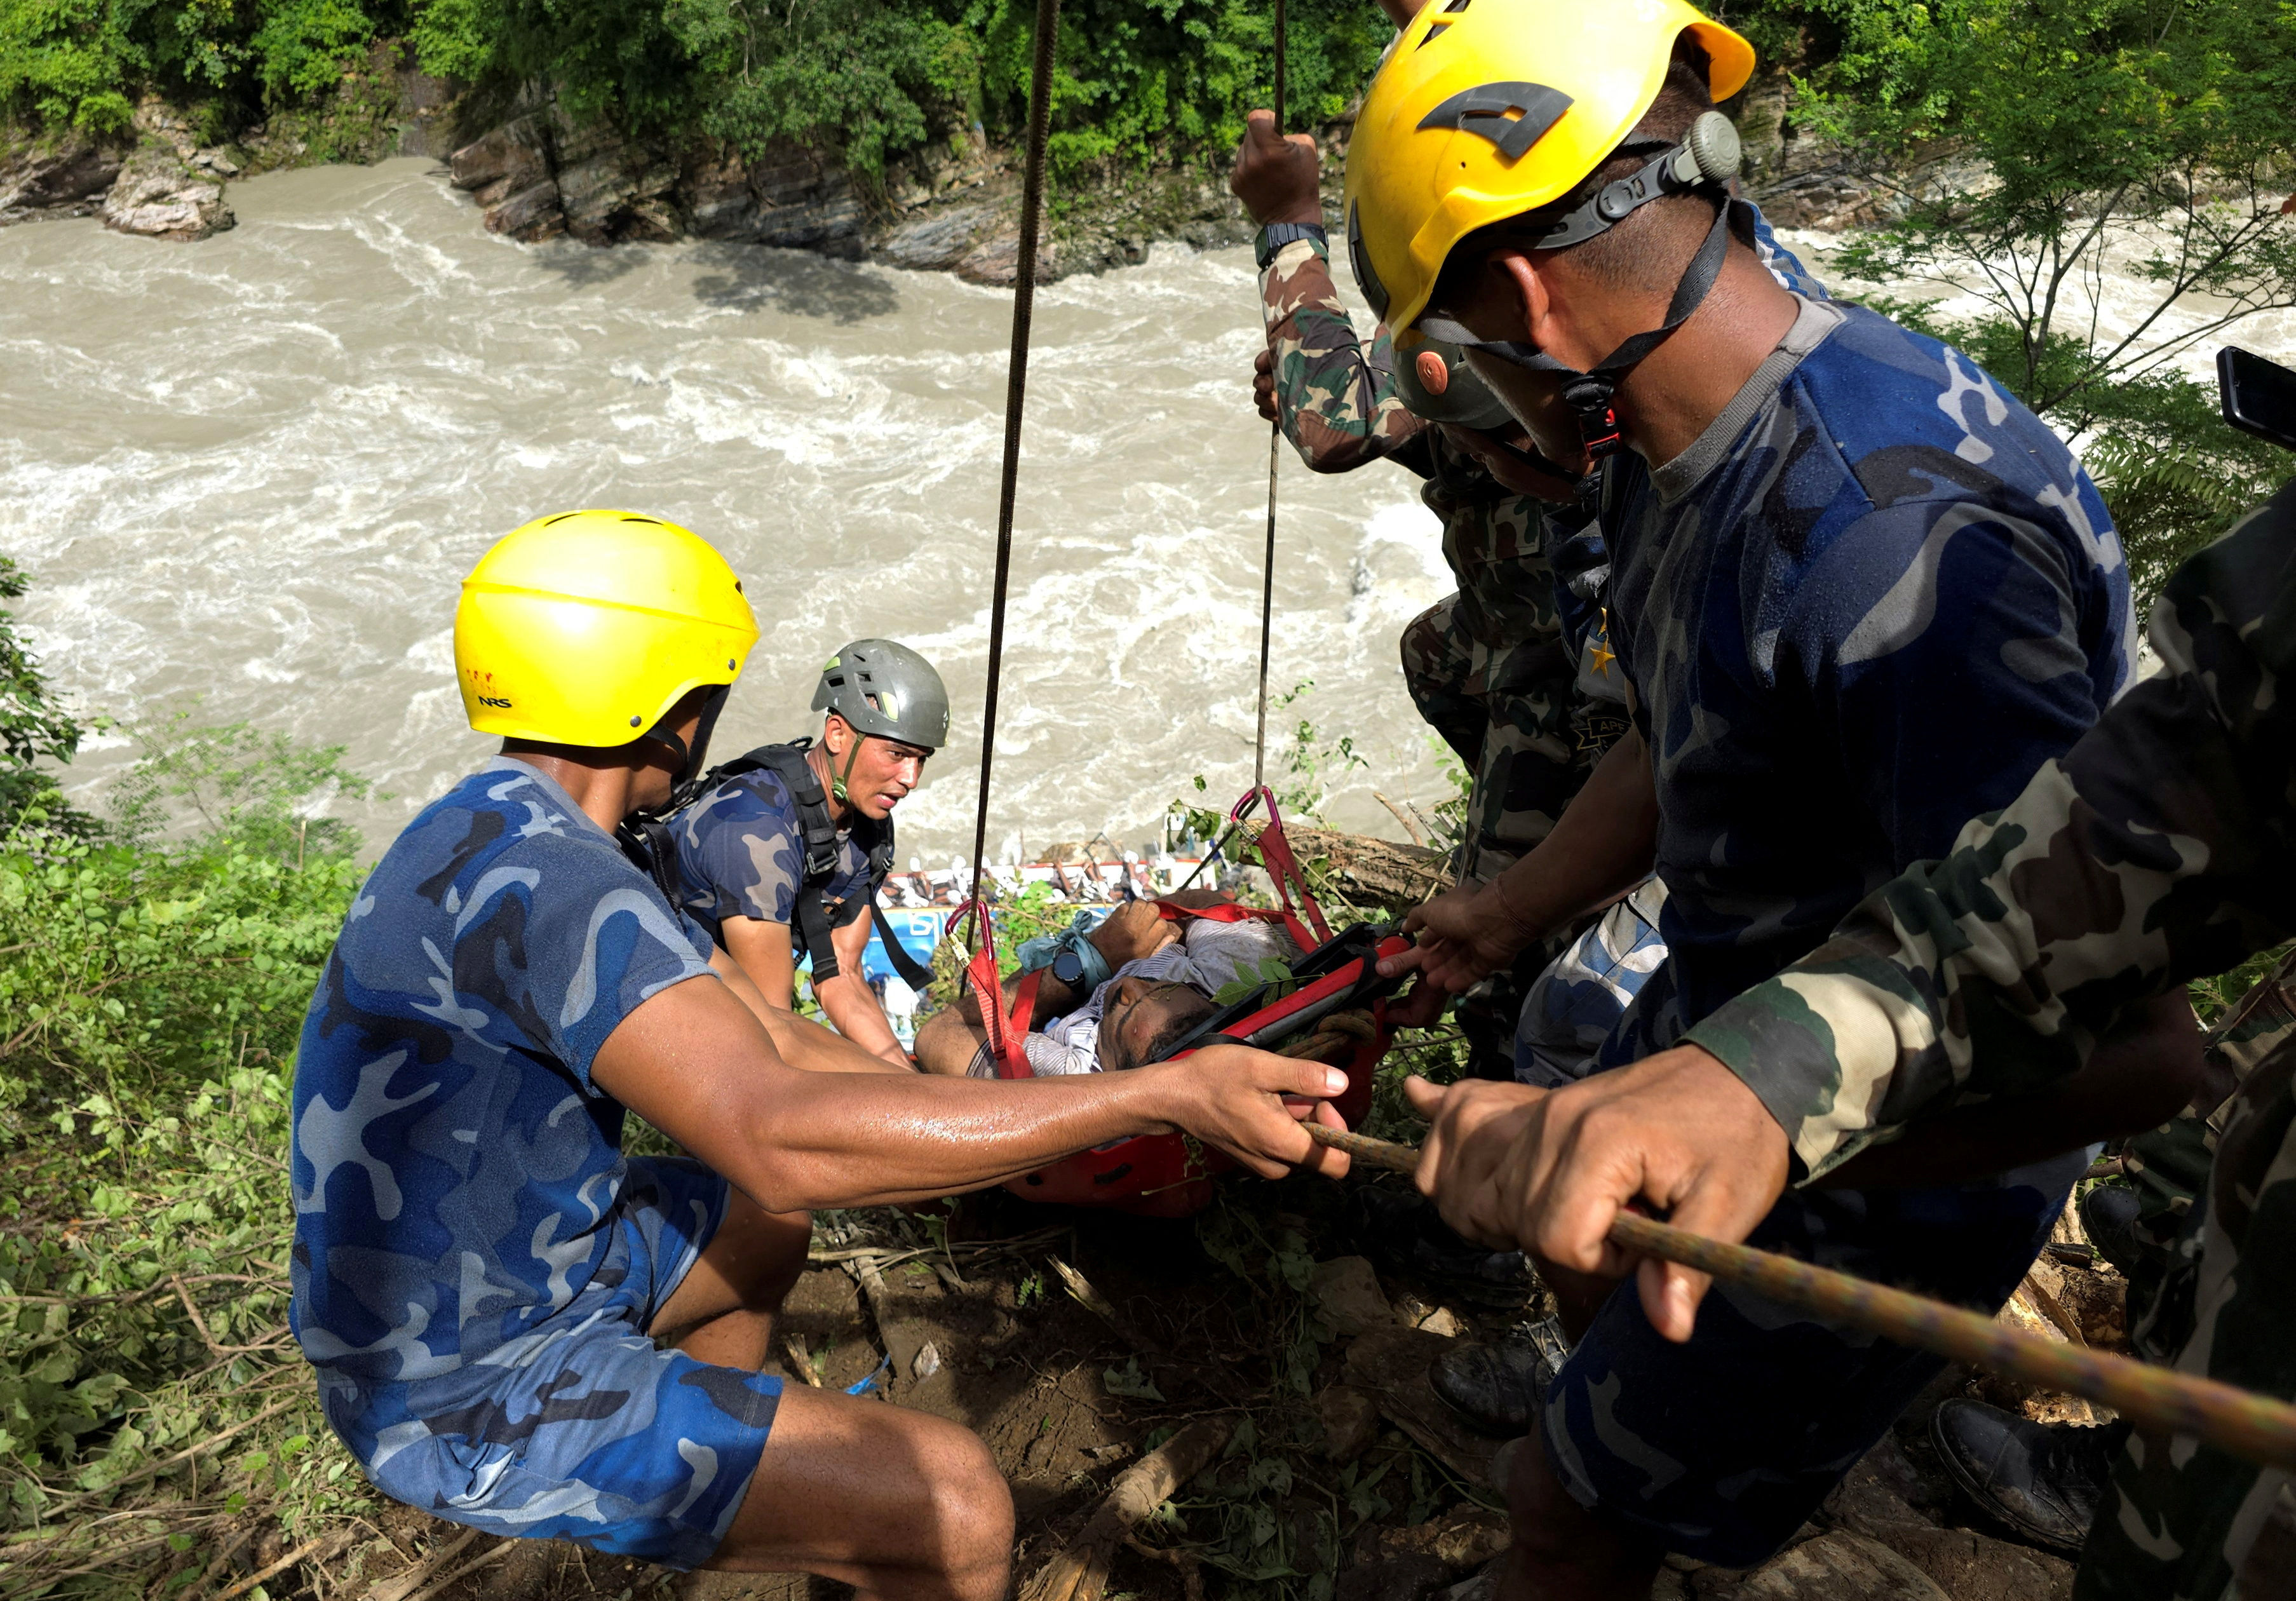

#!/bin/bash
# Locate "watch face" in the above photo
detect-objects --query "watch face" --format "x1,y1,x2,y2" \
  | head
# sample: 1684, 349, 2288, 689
1052, 949, 1086, 986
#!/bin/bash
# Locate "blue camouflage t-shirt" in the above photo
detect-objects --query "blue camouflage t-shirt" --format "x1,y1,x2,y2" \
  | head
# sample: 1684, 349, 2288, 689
671, 765, 875, 947
290, 758, 716, 1398
1600, 295, 2135, 1055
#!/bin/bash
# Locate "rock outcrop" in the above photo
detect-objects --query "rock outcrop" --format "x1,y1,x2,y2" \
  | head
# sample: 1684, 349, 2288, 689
0, 137, 123, 223
449, 105, 859, 250
443, 99, 1254, 283
100, 146, 234, 241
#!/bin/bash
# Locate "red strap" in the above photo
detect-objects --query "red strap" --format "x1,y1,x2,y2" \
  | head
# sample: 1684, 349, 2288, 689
954, 898, 1035, 1080
1228, 787, 1332, 949
1151, 900, 1289, 923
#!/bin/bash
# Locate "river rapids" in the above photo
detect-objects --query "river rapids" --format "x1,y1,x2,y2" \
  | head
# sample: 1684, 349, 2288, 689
3, 156, 2290, 860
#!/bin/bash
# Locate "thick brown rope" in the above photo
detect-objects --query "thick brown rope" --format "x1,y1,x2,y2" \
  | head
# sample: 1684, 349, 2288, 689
1252, 0, 1288, 793
966, 0, 1063, 924
1302, 1123, 2296, 1473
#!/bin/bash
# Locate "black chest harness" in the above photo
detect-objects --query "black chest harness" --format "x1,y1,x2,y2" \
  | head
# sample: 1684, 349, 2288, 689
621, 738, 935, 992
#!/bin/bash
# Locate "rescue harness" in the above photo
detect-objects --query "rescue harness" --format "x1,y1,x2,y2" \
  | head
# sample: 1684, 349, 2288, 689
621, 738, 936, 993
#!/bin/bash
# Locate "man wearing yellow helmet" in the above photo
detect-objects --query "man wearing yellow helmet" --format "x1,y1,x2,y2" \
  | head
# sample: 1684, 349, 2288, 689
1228, 0, 1833, 1086
288, 510, 1356, 1590
1341, 0, 2177, 1590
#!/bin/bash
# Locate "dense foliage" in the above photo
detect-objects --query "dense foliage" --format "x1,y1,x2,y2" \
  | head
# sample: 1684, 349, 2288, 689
1797, 0, 2296, 593
0, 0, 1389, 177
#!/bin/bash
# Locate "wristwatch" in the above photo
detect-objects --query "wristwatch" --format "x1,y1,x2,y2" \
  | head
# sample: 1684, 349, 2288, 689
1051, 947, 1090, 989
1255, 222, 1328, 271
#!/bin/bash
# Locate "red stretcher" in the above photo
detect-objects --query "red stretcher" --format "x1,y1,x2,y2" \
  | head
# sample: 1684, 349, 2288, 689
955, 788, 1410, 1219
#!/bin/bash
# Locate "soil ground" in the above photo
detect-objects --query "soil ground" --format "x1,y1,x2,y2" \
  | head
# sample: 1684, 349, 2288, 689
205, 1173, 2114, 1601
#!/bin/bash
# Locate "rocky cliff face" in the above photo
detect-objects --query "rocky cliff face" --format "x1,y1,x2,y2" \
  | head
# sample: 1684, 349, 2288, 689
3, 62, 1891, 271
0, 102, 243, 241
98, 145, 233, 241
0, 139, 122, 224
440, 102, 1255, 285
447, 104, 858, 253
1, 47, 457, 241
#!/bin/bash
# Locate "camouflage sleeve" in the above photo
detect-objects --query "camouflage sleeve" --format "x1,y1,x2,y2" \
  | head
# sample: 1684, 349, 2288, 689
1259, 235, 1428, 473
1684, 480, 2296, 1180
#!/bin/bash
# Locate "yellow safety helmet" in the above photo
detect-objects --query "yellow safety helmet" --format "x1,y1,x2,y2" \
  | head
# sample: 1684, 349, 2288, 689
1342, 0, 1754, 341
454, 510, 759, 748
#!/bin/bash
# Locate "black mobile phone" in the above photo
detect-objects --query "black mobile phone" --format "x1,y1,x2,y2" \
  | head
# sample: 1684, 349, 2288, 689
2218, 346, 2296, 451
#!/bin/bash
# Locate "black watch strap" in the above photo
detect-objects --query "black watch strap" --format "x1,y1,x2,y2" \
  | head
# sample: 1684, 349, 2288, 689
1256, 222, 1328, 271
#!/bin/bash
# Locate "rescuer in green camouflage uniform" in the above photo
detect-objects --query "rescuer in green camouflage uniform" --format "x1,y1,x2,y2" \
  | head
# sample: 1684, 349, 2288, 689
1406, 477, 2296, 1601
1234, 111, 1590, 895
1234, 111, 1608, 1083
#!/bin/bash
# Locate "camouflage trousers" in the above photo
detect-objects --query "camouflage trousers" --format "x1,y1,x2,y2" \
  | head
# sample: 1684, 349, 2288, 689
2080, 1032, 2296, 1601
1401, 595, 1583, 1078
1399, 595, 1582, 888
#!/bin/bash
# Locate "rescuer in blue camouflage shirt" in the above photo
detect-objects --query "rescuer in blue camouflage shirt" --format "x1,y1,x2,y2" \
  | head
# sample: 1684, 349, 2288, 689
291, 511, 1358, 1588
1348, 1, 2196, 1590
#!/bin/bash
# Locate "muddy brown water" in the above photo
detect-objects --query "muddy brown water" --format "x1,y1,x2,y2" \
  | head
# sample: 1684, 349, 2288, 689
8, 159, 2290, 861
0, 158, 1462, 859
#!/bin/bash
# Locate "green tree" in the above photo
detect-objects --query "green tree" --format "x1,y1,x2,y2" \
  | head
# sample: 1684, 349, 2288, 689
109, 714, 370, 865
1797, 0, 2296, 593
0, 555, 97, 834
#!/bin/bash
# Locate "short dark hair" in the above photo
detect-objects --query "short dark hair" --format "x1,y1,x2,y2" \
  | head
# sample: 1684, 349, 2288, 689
1431, 36, 1724, 310
1122, 987, 1219, 1070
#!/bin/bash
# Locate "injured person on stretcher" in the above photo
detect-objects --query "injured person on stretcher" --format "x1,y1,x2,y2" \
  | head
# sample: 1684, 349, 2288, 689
913, 893, 1303, 1077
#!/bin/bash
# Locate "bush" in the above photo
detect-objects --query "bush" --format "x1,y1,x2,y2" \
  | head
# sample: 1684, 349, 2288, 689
0, 787, 370, 1588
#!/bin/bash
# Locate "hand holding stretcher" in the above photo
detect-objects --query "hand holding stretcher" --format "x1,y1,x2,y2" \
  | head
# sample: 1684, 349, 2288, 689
1305, 1123, 2296, 1475
956, 788, 1405, 1215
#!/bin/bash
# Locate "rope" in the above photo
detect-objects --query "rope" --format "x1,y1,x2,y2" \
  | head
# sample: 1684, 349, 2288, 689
965, 0, 1063, 930
1302, 1124, 2296, 1474
1252, 0, 1289, 793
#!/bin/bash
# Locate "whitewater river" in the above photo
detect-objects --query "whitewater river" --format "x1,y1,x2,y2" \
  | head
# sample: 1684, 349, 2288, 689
1, 158, 1465, 860
4, 157, 2292, 860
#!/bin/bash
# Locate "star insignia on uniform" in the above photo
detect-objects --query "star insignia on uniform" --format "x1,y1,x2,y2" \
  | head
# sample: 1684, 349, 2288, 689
1588, 637, 1616, 678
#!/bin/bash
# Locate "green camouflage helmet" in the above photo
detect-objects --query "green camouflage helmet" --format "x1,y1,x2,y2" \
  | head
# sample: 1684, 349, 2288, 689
813, 639, 951, 750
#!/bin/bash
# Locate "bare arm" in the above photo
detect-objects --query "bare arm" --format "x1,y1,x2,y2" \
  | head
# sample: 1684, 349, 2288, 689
814, 911, 912, 1067
710, 945, 914, 1076
1381, 727, 1659, 1003
721, 916, 797, 1011
590, 972, 1354, 1212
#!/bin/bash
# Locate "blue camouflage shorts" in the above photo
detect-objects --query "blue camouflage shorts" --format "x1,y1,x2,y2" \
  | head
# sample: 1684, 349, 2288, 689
1539, 1154, 2083, 1567
338, 1157, 782, 1571
1513, 879, 1669, 1086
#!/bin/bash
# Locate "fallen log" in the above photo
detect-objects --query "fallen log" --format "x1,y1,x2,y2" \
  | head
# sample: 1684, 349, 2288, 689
1018, 1414, 1236, 1601
1280, 826, 1452, 913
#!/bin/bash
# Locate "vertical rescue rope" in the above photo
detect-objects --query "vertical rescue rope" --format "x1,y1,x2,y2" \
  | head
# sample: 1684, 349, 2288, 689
966, 0, 1062, 924
1252, 0, 1288, 792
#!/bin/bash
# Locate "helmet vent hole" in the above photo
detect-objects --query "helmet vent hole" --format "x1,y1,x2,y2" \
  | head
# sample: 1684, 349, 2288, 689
1417, 20, 1451, 47
1442, 0, 1471, 11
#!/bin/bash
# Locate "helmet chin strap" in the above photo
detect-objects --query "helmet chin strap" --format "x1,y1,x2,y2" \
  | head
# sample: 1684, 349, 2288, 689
1422, 195, 1741, 461
640, 685, 730, 814
825, 715, 864, 807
